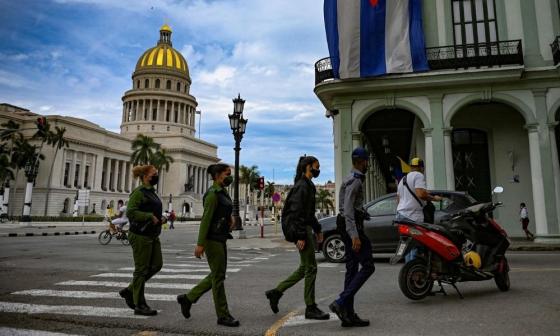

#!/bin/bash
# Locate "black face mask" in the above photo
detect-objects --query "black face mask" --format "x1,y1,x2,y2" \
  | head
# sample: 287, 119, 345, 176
148, 175, 159, 186
311, 168, 320, 178
223, 176, 233, 187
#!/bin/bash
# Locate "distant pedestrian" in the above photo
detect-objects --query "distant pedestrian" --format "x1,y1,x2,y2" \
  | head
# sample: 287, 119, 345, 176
176, 163, 240, 327
265, 156, 330, 321
119, 164, 164, 316
169, 210, 176, 229
520, 203, 535, 240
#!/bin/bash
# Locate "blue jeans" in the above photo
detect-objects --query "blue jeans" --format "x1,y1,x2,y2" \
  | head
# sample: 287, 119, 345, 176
336, 232, 375, 312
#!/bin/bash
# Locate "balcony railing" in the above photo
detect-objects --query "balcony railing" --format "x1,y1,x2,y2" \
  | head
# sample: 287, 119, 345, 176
552, 36, 560, 65
315, 40, 524, 85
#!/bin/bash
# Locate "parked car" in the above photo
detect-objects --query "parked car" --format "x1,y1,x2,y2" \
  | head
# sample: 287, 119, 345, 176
317, 191, 477, 262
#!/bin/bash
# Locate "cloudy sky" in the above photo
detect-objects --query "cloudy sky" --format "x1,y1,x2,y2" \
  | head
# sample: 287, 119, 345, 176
0, 0, 334, 185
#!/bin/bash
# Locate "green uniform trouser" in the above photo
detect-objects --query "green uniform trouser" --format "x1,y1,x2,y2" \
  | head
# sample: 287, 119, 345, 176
186, 240, 230, 318
276, 226, 317, 306
127, 232, 163, 305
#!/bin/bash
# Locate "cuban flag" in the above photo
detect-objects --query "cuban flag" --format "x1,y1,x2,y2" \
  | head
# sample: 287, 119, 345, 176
324, 0, 429, 79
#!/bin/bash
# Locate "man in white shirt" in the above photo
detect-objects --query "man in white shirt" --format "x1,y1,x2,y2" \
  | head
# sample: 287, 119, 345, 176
112, 199, 129, 231
396, 158, 441, 223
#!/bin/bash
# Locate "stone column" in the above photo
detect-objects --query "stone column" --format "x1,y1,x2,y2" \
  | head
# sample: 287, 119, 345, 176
422, 128, 435, 190
120, 160, 126, 192
110, 159, 116, 191
101, 157, 108, 190
428, 95, 447, 189
443, 127, 455, 190
68, 151, 77, 188
157, 100, 161, 121
194, 166, 199, 194
527, 125, 549, 239
78, 152, 86, 188
332, 101, 353, 211
549, 123, 560, 229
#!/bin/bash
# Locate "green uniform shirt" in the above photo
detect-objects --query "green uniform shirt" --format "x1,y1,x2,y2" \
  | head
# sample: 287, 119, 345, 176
197, 182, 229, 247
127, 184, 156, 224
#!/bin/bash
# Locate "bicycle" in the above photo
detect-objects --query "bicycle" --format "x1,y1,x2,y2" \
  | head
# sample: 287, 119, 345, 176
98, 227, 130, 246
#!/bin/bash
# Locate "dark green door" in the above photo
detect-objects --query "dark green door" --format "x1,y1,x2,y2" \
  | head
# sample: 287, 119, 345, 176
452, 129, 492, 203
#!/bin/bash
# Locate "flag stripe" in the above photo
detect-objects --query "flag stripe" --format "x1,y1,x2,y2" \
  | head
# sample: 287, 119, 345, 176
360, 0, 386, 77
385, 0, 412, 73
324, 0, 340, 78
337, 0, 361, 78
409, 0, 430, 71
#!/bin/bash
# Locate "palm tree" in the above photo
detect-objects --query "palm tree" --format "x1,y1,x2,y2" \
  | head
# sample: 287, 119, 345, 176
152, 147, 174, 194
8, 134, 28, 216
0, 145, 14, 216
131, 134, 160, 165
316, 189, 335, 215
264, 181, 275, 198
43, 126, 69, 215
239, 165, 260, 223
1, 120, 21, 156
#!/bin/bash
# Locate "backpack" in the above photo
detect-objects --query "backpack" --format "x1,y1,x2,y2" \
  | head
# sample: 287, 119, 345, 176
281, 188, 298, 243
169, 212, 176, 221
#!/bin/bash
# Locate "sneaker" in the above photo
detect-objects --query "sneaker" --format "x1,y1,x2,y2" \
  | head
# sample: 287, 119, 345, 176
265, 289, 283, 314
118, 288, 135, 310
329, 301, 352, 326
177, 294, 192, 319
134, 303, 157, 316
305, 304, 330, 320
217, 314, 240, 327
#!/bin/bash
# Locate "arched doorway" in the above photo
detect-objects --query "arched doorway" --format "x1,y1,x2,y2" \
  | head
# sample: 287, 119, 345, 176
182, 202, 190, 216
360, 108, 426, 196
450, 102, 532, 236
62, 198, 71, 215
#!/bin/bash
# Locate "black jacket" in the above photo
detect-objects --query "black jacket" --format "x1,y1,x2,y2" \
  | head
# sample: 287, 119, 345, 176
286, 177, 321, 241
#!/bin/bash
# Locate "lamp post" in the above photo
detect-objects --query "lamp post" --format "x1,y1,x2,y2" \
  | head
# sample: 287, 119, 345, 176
228, 94, 247, 234
21, 159, 39, 224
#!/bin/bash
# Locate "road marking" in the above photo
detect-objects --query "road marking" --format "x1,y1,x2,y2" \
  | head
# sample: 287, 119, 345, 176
0, 327, 84, 336
265, 311, 299, 336
318, 263, 340, 268
510, 267, 560, 272
118, 267, 240, 273
283, 313, 338, 327
56, 280, 194, 290
0, 301, 149, 319
91, 273, 205, 280
252, 257, 270, 260
165, 263, 251, 268
12, 289, 177, 301
161, 249, 185, 253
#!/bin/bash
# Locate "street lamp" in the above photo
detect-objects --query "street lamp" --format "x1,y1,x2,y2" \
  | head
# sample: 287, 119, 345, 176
21, 159, 39, 223
228, 94, 247, 233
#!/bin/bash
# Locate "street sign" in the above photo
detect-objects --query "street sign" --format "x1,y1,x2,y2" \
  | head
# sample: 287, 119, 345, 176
77, 190, 90, 207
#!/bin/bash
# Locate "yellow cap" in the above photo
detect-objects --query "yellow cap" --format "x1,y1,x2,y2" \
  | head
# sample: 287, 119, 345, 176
410, 158, 424, 167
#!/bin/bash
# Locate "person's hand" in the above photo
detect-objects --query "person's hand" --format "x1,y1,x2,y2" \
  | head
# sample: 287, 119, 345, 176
194, 245, 205, 258
296, 240, 306, 251
316, 232, 324, 244
152, 215, 159, 225
433, 195, 443, 202
352, 237, 361, 252
229, 216, 237, 230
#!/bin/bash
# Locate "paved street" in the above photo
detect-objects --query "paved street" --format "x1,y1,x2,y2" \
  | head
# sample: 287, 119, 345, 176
0, 225, 559, 336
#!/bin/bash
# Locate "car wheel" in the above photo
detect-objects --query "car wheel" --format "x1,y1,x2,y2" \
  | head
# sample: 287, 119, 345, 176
322, 234, 346, 263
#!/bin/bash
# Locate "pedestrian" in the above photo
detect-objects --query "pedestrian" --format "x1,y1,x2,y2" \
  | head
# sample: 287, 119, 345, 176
395, 157, 441, 262
119, 164, 164, 316
176, 163, 240, 327
265, 156, 330, 320
520, 202, 535, 240
329, 148, 374, 328
169, 209, 176, 229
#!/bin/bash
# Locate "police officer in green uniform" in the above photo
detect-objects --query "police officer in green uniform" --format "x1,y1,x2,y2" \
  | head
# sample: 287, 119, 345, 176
265, 156, 330, 320
176, 163, 240, 327
119, 164, 164, 316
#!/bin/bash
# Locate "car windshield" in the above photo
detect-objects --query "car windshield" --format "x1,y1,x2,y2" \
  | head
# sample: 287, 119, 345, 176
436, 193, 476, 212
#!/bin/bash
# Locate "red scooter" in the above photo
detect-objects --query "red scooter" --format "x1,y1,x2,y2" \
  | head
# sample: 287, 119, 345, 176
391, 196, 511, 300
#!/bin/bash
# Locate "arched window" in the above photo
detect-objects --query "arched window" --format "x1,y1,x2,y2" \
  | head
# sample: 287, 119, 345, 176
155, 79, 160, 89
166, 80, 171, 90
144, 79, 149, 88
176, 82, 181, 91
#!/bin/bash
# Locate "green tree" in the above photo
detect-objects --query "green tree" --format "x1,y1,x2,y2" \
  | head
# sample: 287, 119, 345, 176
264, 181, 275, 198
0, 144, 14, 189
316, 189, 334, 215
131, 134, 160, 165
43, 126, 69, 215
1, 120, 21, 157
239, 165, 260, 222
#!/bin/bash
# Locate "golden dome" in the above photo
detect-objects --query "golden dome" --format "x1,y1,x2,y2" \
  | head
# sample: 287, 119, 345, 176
135, 25, 189, 78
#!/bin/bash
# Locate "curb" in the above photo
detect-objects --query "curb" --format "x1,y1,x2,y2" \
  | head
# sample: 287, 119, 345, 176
0, 230, 97, 238
509, 245, 560, 251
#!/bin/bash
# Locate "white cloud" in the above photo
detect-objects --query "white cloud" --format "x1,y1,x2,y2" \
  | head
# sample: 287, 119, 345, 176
198, 65, 236, 88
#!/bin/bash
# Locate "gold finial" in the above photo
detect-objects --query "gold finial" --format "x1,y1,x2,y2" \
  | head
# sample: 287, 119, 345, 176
160, 23, 172, 32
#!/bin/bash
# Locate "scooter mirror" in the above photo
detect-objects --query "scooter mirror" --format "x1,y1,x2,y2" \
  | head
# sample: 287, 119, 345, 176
493, 186, 504, 194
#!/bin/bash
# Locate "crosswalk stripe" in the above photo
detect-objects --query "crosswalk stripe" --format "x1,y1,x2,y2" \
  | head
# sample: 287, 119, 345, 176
56, 280, 194, 290
0, 301, 149, 319
118, 267, 240, 273
12, 289, 177, 302
91, 273, 205, 280
0, 327, 84, 336
165, 263, 251, 267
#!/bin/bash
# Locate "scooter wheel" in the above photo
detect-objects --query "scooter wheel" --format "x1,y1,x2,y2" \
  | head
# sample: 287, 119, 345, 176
399, 258, 433, 300
494, 258, 510, 291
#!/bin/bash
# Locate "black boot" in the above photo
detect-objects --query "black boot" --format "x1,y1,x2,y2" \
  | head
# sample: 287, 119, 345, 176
329, 301, 352, 326
265, 289, 283, 314
217, 314, 240, 327
177, 294, 192, 319
305, 304, 330, 320
349, 312, 370, 327
118, 287, 134, 310
134, 303, 157, 316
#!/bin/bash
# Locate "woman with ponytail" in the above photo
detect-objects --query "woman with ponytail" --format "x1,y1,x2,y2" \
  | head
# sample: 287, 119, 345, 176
176, 163, 240, 327
265, 156, 330, 320
119, 164, 164, 316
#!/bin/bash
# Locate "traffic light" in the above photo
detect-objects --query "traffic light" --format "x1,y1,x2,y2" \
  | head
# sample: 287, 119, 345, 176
36, 117, 47, 131
258, 177, 265, 190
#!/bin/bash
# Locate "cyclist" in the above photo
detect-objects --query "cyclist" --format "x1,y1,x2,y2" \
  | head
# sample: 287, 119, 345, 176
112, 200, 129, 236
